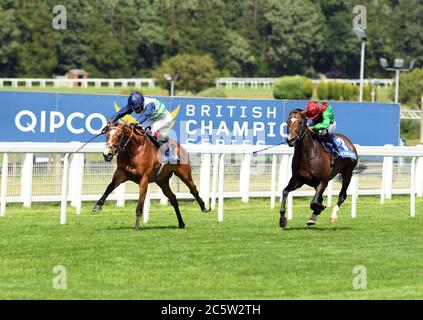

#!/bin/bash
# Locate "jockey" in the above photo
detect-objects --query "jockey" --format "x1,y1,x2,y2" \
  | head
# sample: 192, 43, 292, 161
304, 101, 340, 156
103, 92, 177, 162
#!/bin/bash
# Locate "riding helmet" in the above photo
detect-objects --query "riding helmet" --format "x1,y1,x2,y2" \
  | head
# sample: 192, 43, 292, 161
128, 92, 145, 111
305, 101, 322, 120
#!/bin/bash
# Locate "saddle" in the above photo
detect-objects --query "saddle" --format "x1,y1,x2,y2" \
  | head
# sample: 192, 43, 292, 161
315, 134, 340, 159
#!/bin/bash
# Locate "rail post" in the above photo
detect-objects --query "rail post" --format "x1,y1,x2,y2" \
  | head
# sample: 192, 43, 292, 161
270, 154, 277, 209
199, 153, 211, 208
211, 154, 219, 211
143, 185, 151, 224
21, 153, 33, 208
1, 153, 8, 216
410, 157, 417, 218
218, 154, 225, 222
240, 153, 251, 203
60, 154, 70, 225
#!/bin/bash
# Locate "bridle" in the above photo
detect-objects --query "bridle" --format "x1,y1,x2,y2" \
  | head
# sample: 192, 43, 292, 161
287, 112, 308, 145
288, 112, 321, 161
106, 125, 137, 156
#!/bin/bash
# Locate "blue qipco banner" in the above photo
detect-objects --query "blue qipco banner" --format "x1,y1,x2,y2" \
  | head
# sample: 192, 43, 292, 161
0, 91, 400, 146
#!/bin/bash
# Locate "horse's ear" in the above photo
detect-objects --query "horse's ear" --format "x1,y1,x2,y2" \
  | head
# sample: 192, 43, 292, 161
108, 119, 113, 126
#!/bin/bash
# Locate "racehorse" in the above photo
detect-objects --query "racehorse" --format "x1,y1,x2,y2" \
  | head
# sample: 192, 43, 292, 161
279, 109, 358, 228
93, 122, 210, 230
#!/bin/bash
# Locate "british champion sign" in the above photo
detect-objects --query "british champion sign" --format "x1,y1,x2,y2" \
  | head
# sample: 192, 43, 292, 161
0, 91, 400, 146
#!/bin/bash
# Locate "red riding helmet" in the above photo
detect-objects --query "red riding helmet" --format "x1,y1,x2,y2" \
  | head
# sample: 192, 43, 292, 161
305, 101, 322, 120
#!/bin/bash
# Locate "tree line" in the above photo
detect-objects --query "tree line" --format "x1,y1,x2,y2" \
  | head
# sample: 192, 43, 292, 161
0, 0, 421, 79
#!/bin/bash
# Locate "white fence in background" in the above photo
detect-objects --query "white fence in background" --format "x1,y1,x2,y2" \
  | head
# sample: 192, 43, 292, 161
0, 78, 156, 89
1, 143, 422, 225
0, 78, 395, 90
215, 78, 394, 89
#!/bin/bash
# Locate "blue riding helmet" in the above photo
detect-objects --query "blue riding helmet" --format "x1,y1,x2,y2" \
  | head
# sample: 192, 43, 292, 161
127, 92, 145, 111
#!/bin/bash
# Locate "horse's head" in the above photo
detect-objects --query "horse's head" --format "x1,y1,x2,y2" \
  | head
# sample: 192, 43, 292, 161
286, 109, 307, 147
103, 123, 130, 162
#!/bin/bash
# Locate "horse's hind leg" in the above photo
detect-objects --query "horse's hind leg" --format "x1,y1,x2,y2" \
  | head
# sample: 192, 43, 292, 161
307, 181, 328, 226
93, 170, 126, 212
156, 178, 185, 229
330, 167, 354, 224
175, 165, 210, 213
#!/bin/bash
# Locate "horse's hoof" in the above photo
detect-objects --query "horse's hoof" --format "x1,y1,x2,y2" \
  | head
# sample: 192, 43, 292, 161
179, 222, 185, 229
202, 208, 211, 213
92, 205, 102, 213
330, 217, 338, 225
280, 218, 287, 229
133, 226, 140, 231
307, 219, 316, 226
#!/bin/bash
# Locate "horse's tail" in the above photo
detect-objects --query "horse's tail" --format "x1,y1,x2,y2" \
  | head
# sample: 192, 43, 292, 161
353, 163, 367, 175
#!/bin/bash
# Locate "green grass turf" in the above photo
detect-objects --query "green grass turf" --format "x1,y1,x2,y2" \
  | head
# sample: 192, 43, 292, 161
0, 196, 422, 300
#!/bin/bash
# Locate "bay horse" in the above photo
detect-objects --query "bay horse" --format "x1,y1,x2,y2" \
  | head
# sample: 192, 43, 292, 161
279, 109, 358, 228
93, 122, 210, 230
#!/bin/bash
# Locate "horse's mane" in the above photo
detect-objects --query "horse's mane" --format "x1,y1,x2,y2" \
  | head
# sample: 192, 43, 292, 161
289, 108, 304, 115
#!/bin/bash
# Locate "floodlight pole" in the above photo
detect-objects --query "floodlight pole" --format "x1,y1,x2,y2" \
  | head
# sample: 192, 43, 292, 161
359, 40, 366, 102
395, 69, 400, 104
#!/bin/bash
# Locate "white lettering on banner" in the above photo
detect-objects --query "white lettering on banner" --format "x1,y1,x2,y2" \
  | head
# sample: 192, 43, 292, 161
280, 122, 288, 138
268, 122, 276, 137
216, 105, 223, 117
253, 122, 265, 136
86, 113, 107, 134
50, 111, 65, 133
40, 111, 46, 132
15, 110, 36, 133
186, 104, 195, 116
227, 105, 236, 117
252, 107, 262, 118
15, 110, 107, 135
233, 122, 249, 136
67, 112, 85, 134
267, 107, 277, 119
216, 122, 230, 136
201, 105, 210, 117
201, 121, 213, 135
240, 106, 247, 118
186, 120, 197, 135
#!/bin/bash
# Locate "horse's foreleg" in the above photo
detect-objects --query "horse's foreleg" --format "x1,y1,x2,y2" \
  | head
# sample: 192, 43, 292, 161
93, 170, 126, 212
330, 168, 354, 224
134, 177, 149, 231
156, 178, 185, 229
307, 182, 328, 226
279, 177, 303, 229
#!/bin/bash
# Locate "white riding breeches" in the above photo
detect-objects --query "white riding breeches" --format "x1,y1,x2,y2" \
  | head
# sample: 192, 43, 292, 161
143, 111, 173, 136
318, 122, 336, 136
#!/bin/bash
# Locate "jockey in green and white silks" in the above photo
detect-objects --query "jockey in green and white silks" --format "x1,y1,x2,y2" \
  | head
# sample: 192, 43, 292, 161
107, 92, 172, 141
104, 92, 177, 162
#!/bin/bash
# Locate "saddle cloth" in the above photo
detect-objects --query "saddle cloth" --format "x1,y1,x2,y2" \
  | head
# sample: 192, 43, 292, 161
322, 135, 357, 160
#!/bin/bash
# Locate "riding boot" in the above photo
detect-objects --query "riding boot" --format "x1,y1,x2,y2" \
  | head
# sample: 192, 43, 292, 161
321, 134, 340, 157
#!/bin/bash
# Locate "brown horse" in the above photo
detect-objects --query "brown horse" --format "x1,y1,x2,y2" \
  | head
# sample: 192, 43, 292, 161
93, 123, 210, 230
279, 109, 358, 228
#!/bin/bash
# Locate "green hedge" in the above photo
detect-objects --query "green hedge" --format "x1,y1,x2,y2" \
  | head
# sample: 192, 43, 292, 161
273, 76, 313, 100
317, 82, 329, 100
